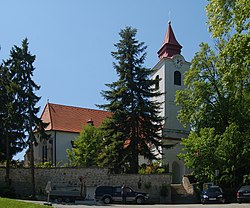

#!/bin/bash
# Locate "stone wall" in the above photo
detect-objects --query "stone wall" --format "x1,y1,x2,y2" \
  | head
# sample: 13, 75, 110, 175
0, 167, 172, 203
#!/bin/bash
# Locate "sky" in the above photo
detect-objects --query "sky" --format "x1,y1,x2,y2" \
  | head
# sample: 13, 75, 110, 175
1, 1, 213, 160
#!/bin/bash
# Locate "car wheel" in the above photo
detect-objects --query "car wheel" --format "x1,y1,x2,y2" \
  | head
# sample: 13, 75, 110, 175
103, 196, 112, 204
57, 197, 63, 203
237, 199, 242, 203
221, 199, 226, 204
136, 196, 145, 204
201, 199, 205, 204
65, 197, 71, 203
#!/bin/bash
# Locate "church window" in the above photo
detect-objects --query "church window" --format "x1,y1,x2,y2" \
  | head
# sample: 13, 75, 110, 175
174, 71, 181, 85
155, 75, 160, 90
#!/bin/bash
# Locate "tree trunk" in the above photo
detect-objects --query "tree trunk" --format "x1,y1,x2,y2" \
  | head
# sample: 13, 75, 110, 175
29, 106, 36, 199
130, 135, 139, 173
29, 135, 36, 198
131, 150, 139, 173
5, 132, 11, 187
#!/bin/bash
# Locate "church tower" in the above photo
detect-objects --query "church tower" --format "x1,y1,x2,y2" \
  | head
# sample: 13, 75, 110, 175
151, 21, 190, 183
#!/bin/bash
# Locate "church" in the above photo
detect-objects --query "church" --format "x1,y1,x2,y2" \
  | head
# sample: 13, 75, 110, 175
33, 22, 190, 183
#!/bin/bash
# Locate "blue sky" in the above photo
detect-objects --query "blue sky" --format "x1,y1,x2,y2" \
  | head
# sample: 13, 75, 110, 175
1, 1, 212, 159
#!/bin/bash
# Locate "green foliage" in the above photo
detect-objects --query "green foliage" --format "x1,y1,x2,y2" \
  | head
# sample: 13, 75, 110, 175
176, 0, 250, 189
206, 0, 250, 38
35, 162, 53, 168
0, 39, 46, 196
179, 125, 250, 186
138, 162, 168, 174
1, 38, 47, 148
97, 120, 127, 173
217, 124, 250, 186
98, 27, 164, 173
179, 128, 220, 183
67, 124, 103, 167
0, 58, 27, 162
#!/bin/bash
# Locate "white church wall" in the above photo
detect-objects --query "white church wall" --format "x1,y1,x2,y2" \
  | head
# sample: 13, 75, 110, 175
164, 56, 190, 133
34, 131, 79, 166
162, 142, 186, 183
151, 53, 191, 183
151, 60, 166, 119
55, 131, 79, 165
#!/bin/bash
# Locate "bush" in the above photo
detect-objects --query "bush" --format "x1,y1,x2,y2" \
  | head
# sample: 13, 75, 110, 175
138, 162, 169, 174
35, 162, 53, 168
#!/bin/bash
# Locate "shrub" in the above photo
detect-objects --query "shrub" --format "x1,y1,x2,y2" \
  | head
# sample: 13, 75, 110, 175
35, 162, 53, 168
139, 162, 169, 174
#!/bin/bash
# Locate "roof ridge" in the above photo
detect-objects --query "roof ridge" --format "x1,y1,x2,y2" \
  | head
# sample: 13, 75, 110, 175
48, 103, 54, 130
41, 102, 111, 133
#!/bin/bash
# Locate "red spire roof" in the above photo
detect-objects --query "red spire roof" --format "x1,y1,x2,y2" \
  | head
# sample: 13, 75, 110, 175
157, 21, 182, 59
40, 103, 111, 133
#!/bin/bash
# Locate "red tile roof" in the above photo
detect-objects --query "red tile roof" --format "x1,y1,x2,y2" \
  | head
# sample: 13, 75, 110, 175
157, 21, 182, 59
40, 103, 111, 133
162, 21, 182, 47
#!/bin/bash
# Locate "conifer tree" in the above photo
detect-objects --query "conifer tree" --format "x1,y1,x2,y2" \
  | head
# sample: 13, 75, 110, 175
0, 57, 27, 187
98, 27, 164, 173
7, 38, 45, 197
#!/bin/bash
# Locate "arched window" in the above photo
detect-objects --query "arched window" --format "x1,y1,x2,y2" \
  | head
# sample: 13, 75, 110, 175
174, 71, 181, 86
155, 75, 160, 90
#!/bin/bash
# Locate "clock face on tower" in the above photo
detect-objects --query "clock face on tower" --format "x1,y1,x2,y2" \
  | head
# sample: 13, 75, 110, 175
172, 55, 184, 68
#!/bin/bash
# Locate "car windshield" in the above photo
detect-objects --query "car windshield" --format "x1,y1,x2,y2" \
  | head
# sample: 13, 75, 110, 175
240, 186, 250, 191
114, 187, 133, 193
114, 187, 121, 193
207, 187, 222, 193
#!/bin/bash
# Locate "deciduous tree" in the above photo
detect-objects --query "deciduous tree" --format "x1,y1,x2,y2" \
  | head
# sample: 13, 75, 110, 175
176, 0, 250, 188
67, 124, 103, 167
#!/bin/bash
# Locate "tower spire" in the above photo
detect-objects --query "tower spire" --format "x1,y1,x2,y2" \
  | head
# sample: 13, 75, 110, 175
157, 21, 182, 60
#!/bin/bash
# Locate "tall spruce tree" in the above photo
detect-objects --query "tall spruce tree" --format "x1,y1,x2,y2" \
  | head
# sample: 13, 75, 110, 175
7, 38, 44, 197
0, 58, 27, 187
98, 27, 164, 173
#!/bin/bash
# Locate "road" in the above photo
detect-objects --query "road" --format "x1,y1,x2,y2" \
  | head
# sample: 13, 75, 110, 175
25, 200, 250, 208
51, 203, 250, 208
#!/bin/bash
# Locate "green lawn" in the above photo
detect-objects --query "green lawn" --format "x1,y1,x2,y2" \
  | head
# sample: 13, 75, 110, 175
0, 197, 48, 208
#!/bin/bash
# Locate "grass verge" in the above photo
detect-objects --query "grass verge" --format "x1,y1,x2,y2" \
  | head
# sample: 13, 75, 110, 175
0, 197, 47, 208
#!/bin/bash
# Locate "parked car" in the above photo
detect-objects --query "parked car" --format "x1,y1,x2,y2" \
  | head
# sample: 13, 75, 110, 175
94, 185, 149, 204
237, 185, 250, 203
200, 185, 225, 204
